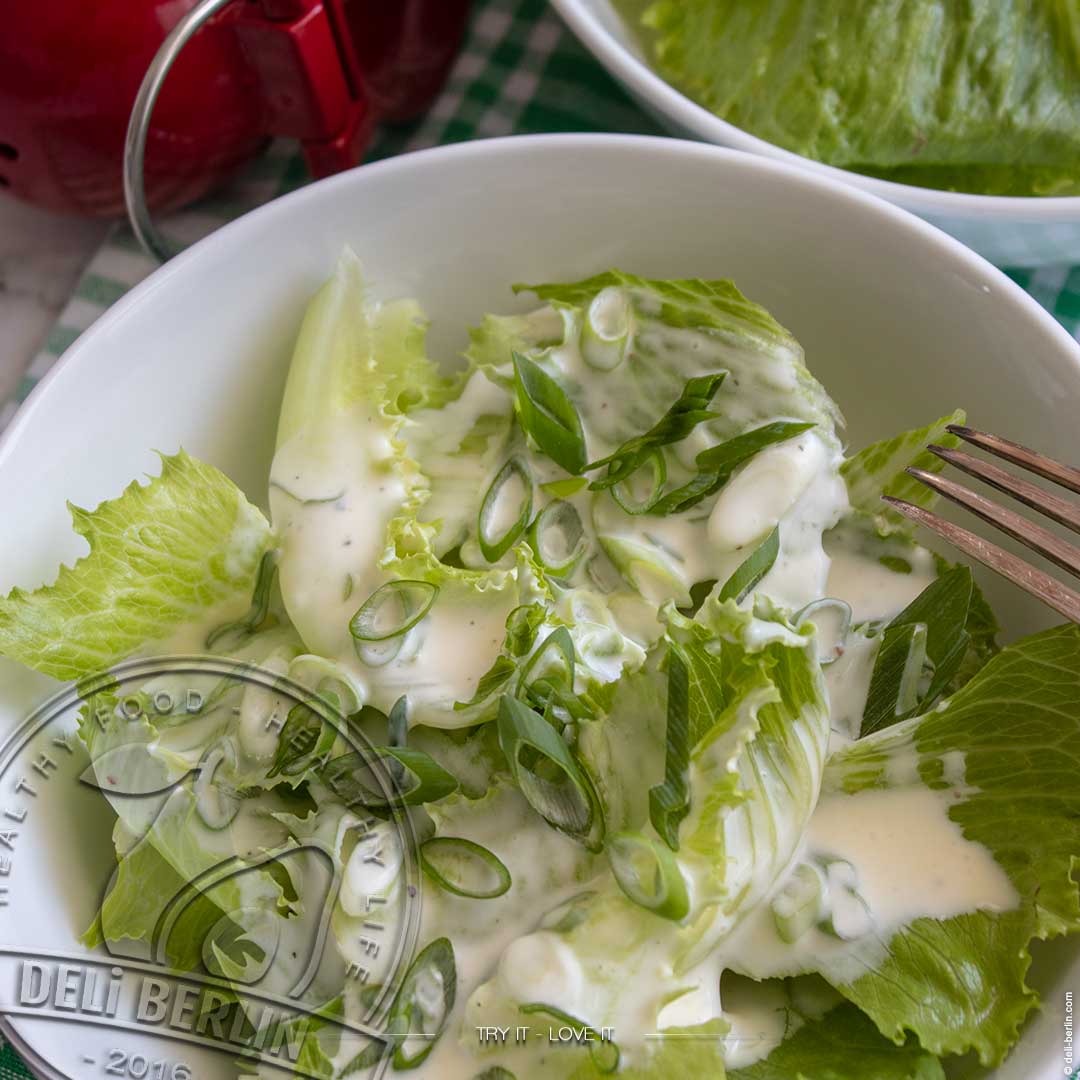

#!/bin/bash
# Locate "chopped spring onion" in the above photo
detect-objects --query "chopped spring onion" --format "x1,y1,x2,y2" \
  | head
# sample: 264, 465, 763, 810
268, 480, 345, 505
588, 373, 725, 487
454, 656, 516, 713
817, 858, 873, 941
518, 1004, 619, 1074
771, 862, 826, 943
205, 550, 276, 649
517, 626, 576, 713
505, 603, 545, 658
288, 654, 365, 714
194, 740, 240, 830
609, 449, 666, 515
649, 647, 691, 851
608, 830, 689, 921
528, 499, 587, 576
473, 1069, 516, 1080
718, 525, 780, 604
861, 621, 928, 736
268, 698, 336, 777
385, 937, 457, 1069
581, 285, 633, 371
541, 476, 588, 499
320, 747, 458, 809
479, 457, 533, 563
350, 579, 439, 643
650, 420, 815, 515
388, 693, 409, 748
598, 535, 689, 607
420, 837, 512, 899
511, 351, 586, 475
794, 598, 853, 666
497, 695, 604, 850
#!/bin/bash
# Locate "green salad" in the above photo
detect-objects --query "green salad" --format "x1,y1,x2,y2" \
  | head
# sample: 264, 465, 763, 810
2, 251, 1079, 1078
616, 0, 1080, 197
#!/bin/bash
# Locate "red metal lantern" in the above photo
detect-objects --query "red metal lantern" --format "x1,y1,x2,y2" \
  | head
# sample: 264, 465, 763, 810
0, 0, 471, 219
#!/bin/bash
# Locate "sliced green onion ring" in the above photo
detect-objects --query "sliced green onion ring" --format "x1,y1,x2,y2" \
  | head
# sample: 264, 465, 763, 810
194, 739, 240, 830
517, 626, 576, 702
386, 937, 457, 1069
528, 500, 588, 576
540, 476, 588, 499
350, 580, 439, 643
497, 696, 603, 850
518, 1004, 619, 1074
793, 598, 853, 666
608, 830, 689, 921
269, 699, 336, 777
609, 449, 666, 515
479, 456, 534, 563
288, 654, 365, 714
420, 837, 512, 899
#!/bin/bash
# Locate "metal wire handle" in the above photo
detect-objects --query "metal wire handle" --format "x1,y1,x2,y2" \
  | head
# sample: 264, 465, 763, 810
123, 0, 237, 263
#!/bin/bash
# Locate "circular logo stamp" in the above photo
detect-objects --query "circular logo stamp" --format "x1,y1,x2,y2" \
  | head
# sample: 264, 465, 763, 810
0, 656, 420, 1079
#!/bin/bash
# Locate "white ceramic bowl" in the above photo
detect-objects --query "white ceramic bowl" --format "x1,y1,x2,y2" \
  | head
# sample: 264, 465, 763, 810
0, 136, 1077, 1079
552, 0, 1080, 267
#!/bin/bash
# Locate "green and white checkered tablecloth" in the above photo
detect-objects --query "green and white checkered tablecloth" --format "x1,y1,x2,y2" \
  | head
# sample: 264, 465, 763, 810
0, 0, 1078, 1073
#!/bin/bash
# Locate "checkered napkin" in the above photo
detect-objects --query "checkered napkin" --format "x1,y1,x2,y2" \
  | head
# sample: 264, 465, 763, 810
1, 0, 1078, 1074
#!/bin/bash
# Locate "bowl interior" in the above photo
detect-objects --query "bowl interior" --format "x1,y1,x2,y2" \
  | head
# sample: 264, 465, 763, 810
0, 136, 1077, 1078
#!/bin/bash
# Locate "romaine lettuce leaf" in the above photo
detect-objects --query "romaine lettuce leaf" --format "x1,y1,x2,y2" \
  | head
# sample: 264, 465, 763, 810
469, 271, 841, 454
667, 598, 830, 967
841, 410, 963, 533
0, 450, 272, 681
275, 248, 459, 449
728, 1001, 945, 1080
634, 0, 1080, 196
737, 624, 1080, 1066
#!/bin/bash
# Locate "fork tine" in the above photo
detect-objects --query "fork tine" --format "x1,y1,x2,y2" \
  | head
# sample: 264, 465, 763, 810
906, 466, 1080, 580
881, 496, 1080, 623
946, 424, 1080, 496
926, 444, 1080, 535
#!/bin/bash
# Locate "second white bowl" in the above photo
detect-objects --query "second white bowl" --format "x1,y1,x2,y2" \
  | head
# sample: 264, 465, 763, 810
552, 0, 1080, 267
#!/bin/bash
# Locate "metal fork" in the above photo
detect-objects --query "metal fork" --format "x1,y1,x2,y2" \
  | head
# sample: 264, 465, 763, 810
882, 425, 1080, 623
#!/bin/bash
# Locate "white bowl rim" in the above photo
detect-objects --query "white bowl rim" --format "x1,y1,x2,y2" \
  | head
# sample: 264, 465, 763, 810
551, 0, 1080, 220
3, 132, 1080, 475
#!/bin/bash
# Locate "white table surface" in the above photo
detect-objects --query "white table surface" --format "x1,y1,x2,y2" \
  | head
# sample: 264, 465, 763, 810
0, 196, 110, 412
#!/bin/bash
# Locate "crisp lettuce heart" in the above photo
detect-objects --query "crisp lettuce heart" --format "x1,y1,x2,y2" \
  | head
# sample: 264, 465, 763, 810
0, 450, 272, 681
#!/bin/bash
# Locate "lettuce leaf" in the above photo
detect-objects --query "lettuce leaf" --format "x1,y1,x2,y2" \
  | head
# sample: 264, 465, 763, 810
728, 1002, 945, 1080
634, 0, 1080, 196
735, 624, 1080, 1066
841, 410, 964, 533
469, 271, 841, 453
275, 248, 458, 449
668, 598, 830, 967
0, 450, 272, 681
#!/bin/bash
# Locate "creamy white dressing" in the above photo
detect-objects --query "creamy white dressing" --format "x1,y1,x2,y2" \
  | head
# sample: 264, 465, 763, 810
825, 540, 937, 624
271, 407, 408, 664
724, 780, 1018, 987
